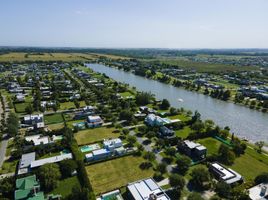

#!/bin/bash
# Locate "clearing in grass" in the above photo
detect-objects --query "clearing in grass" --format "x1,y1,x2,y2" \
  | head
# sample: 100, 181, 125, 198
44, 113, 64, 125
86, 155, 154, 195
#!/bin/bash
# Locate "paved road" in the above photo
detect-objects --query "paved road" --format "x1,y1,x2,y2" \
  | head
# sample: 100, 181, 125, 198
130, 130, 174, 173
0, 139, 8, 168
0, 172, 15, 180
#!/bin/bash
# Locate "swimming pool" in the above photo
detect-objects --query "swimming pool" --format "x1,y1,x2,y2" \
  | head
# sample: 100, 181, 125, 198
80, 144, 100, 153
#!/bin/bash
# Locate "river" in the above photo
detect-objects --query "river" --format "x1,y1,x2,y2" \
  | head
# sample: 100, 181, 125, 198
86, 63, 268, 143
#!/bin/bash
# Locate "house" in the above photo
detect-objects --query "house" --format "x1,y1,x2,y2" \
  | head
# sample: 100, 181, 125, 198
14, 175, 61, 200
127, 178, 170, 200
23, 114, 45, 129
83, 105, 95, 113
145, 114, 165, 126
15, 175, 44, 200
16, 94, 25, 102
87, 115, 103, 128
18, 152, 36, 175
30, 153, 73, 169
248, 183, 268, 200
159, 126, 175, 138
92, 149, 111, 160
103, 138, 123, 151
178, 140, 207, 160
25, 134, 50, 146
209, 162, 243, 185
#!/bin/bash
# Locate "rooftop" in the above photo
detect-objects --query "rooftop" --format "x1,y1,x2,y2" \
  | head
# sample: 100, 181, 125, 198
127, 178, 170, 200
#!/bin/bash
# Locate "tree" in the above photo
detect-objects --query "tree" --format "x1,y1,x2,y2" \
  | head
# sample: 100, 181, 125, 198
215, 182, 231, 198
160, 99, 170, 110
255, 172, 268, 184
156, 163, 167, 174
25, 104, 34, 114
176, 155, 192, 174
59, 160, 78, 178
0, 176, 15, 198
119, 109, 133, 122
169, 174, 185, 191
218, 144, 235, 165
7, 113, 19, 137
187, 192, 204, 200
143, 151, 156, 162
255, 141, 265, 153
135, 92, 153, 106
74, 99, 80, 109
38, 163, 61, 191
190, 167, 211, 190
127, 135, 137, 147
191, 111, 201, 124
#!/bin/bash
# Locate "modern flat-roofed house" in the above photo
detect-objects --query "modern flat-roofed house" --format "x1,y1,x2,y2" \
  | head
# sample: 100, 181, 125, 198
25, 134, 50, 146
87, 115, 103, 128
209, 162, 243, 185
23, 114, 45, 129
178, 140, 207, 160
92, 149, 111, 160
248, 183, 268, 200
103, 138, 123, 151
83, 106, 95, 113
127, 178, 170, 200
18, 152, 36, 175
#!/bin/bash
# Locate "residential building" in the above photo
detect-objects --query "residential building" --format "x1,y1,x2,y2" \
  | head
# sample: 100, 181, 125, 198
23, 114, 45, 129
15, 175, 44, 200
178, 140, 207, 160
87, 115, 103, 127
127, 178, 170, 200
209, 162, 243, 185
92, 149, 111, 160
248, 183, 268, 200
159, 126, 175, 138
18, 152, 36, 175
103, 138, 123, 151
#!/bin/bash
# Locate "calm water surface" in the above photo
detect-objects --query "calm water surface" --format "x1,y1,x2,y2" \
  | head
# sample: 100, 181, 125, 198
86, 63, 268, 143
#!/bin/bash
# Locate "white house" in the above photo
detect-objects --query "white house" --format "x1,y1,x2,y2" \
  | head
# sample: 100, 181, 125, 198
127, 178, 170, 200
87, 115, 103, 128
248, 183, 268, 200
103, 138, 123, 151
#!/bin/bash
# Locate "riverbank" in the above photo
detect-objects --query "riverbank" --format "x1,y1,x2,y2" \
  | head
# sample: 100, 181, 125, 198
86, 63, 268, 144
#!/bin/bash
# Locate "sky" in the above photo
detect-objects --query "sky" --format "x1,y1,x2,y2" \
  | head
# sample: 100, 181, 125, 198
0, 0, 268, 48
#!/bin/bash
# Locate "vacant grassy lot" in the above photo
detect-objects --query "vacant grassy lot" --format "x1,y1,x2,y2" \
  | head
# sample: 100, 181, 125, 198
49, 176, 81, 198
175, 126, 192, 139
228, 147, 268, 182
197, 137, 222, 156
75, 127, 119, 145
60, 101, 75, 110
47, 123, 65, 130
44, 113, 64, 124
14, 102, 30, 113
86, 155, 154, 195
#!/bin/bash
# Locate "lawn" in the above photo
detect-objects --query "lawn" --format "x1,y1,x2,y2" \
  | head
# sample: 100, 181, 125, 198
14, 102, 30, 113
47, 123, 65, 130
60, 102, 75, 110
75, 127, 120, 145
175, 126, 192, 139
44, 113, 64, 125
49, 176, 81, 198
197, 137, 222, 156
169, 114, 190, 122
0, 159, 18, 174
86, 155, 154, 195
227, 147, 268, 182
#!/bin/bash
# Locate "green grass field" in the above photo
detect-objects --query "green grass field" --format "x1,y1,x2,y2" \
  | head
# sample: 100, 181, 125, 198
175, 126, 192, 139
49, 176, 81, 198
44, 113, 64, 124
151, 58, 258, 73
14, 102, 30, 113
86, 155, 154, 195
74, 127, 120, 145
228, 147, 268, 182
197, 137, 222, 156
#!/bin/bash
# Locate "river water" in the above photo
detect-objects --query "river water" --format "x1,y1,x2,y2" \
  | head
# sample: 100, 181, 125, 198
86, 63, 268, 143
